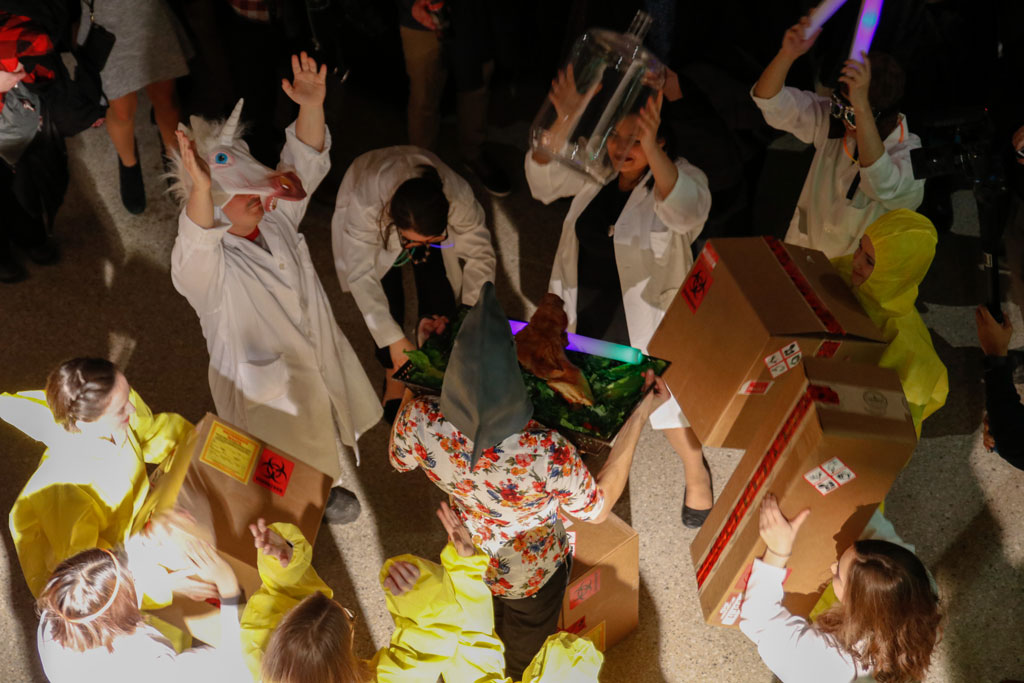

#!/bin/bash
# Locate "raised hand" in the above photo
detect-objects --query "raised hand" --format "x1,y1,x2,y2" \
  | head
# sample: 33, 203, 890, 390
249, 518, 293, 567
282, 51, 327, 108
175, 129, 210, 190
636, 92, 664, 156
780, 16, 820, 61
839, 52, 872, 110
437, 501, 476, 557
549, 65, 601, 122
758, 493, 810, 560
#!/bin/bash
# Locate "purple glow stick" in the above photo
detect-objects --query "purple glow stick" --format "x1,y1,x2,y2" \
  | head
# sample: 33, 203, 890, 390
848, 0, 884, 60
804, 0, 848, 39
508, 320, 643, 364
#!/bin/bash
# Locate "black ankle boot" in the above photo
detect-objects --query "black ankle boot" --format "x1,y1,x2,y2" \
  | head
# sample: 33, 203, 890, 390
119, 144, 146, 214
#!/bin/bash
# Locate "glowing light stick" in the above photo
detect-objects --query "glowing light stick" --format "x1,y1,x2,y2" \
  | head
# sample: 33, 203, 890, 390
848, 0, 884, 60
804, 0, 848, 39
508, 320, 644, 364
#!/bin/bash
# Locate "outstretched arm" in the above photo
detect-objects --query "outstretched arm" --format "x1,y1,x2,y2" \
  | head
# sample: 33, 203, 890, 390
282, 52, 327, 153
176, 130, 214, 229
753, 16, 819, 100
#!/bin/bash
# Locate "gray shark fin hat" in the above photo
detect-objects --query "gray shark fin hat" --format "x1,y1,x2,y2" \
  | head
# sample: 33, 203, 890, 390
439, 282, 533, 468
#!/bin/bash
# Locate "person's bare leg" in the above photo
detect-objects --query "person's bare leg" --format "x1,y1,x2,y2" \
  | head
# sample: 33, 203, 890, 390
665, 426, 712, 509
145, 80, 181, 153
106, 92, 140, 165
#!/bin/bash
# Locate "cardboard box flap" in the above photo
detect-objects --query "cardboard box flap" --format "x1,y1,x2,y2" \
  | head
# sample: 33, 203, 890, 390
712, 239, 829, 337
783, 244, 886, 342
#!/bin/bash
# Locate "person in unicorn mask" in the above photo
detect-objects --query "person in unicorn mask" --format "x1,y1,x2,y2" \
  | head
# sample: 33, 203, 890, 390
169, 52, 381, 524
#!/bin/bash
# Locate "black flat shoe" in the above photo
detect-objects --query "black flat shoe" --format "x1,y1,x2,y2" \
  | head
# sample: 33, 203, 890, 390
119, 145, 146, 214
682, 502, 712, 529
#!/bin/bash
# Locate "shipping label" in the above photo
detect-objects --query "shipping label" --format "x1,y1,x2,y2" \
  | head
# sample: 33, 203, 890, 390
739, 380, 774, 395
584, 620, 607, 651
700, 242, 720, 269
568, 569, 601, 610
804, 457, 856, 496
815, 383, 910, 421
200, 422, 260, 483
719, 592, 743, 626
682, 258, 714, 313
252, 448, 295, 496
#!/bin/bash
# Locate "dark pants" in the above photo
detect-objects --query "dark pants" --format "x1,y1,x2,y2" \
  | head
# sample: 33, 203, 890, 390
492, 559, 569, 680
373, 248, 457, 368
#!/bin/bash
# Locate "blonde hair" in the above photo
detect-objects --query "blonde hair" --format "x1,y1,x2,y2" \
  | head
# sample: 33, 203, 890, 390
261, 592, 368, 683
37, 548, 142, 653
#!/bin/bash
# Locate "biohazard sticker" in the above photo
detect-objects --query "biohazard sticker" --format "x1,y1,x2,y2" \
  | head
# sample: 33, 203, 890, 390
253, 448, 295, 496
683, 258, 714, 313
739, 380, 774, 395
568, 570, 601, 609
803, 457, 856, 496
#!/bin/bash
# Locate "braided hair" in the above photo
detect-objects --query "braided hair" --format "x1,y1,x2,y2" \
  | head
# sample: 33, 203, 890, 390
45, 358, 118, 433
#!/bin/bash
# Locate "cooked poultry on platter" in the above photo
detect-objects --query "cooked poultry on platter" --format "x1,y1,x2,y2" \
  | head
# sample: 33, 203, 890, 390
515, 293, 596, 406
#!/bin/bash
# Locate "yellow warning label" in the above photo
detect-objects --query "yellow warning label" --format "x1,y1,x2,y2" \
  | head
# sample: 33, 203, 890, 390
199, 421, 259, 483
584, 620, 606, 651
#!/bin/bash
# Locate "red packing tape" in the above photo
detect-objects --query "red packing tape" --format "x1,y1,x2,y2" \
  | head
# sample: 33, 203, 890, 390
763, 236, 845, 336
695, 385, 836, 588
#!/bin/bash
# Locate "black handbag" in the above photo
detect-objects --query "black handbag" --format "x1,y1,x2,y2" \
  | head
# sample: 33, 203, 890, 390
46, 0, 114, 137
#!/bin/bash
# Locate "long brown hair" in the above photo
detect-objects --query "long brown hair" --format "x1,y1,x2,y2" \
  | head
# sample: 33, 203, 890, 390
37, 548, 143, 653
816, 540, 942, 682
261, 592, 368, 683
45, 358, 118, 433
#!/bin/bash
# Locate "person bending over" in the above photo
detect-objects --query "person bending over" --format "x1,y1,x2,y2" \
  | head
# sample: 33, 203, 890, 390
332, 145, 496, 423
740, 494, 942, 683
752, 16, 924, 259
169, 53, 381, 524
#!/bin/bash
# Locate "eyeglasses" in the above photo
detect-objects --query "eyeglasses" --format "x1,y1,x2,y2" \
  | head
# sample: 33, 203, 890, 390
394, 230, 452, 266
829, 91, 882, 131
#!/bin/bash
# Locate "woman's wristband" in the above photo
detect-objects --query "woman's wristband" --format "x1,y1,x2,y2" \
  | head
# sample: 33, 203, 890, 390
765, 547, 791, 559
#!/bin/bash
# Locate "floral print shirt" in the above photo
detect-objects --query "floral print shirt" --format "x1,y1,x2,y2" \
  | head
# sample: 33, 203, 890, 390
390, 396, 605, 598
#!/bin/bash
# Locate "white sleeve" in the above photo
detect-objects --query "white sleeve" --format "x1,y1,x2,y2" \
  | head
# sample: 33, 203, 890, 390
751, 86, 831, 147
739, 560, 862, 683
857, 130, 925, 209
274, 121, 333, 230
653, 158, 711, 244
524, 151, 594, 204
442, 167, 495, 306
170, 209, 231, 317
335, 176, 405, 349
169, 600, 249, 682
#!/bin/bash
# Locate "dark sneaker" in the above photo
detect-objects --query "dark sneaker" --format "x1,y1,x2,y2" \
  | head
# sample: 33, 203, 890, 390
465, 155, 512, 197
323, 486, 362, 525
119, 149, 146, 214
0, 243, 27, 283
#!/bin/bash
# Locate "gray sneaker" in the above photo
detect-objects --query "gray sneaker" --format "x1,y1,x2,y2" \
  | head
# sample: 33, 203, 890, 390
323, 486, 362, 525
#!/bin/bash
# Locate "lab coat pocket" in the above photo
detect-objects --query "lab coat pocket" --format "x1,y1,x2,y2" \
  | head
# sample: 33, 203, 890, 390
238, 355, 290, 405
648, 230, 673, 260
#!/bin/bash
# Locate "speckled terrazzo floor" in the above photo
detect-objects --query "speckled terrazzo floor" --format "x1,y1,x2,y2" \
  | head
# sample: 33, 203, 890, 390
1, 82, 1022, 683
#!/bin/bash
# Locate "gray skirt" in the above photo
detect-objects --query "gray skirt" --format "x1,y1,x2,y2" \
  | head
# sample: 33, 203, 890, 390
78, 0, 192, 100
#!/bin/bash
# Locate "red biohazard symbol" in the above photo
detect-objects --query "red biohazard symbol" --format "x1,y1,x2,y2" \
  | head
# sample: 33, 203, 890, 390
253, 448, 294, 496
682, 258, 714, 313
569, 570, 601, 609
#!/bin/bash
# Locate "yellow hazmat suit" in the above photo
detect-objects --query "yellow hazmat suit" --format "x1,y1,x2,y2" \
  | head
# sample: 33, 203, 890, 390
832, 209, 949, 435
241, 523, 603, 682
3, 388, 191, 598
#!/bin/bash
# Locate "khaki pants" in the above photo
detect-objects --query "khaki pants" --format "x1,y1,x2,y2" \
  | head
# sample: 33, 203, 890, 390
399, 26, 492, 162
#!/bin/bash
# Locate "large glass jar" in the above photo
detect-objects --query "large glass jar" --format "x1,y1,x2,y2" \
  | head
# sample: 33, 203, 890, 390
529, 12, 665, 185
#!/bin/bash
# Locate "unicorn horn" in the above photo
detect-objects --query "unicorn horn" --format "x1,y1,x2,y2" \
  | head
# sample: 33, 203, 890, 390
221, 99, 245, 144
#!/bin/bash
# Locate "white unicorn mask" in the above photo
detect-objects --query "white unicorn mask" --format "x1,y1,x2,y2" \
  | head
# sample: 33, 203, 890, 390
168, 99, 306, 213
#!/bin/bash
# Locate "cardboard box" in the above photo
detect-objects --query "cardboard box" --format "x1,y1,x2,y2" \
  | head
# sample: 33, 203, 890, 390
647, 237, 887, 448
133, 414, 332, 645
690, 358, 917, 628
558, 511, 639, 651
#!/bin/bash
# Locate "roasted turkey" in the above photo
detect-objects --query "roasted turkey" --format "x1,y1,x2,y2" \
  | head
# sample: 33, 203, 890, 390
515, 294, 596, 406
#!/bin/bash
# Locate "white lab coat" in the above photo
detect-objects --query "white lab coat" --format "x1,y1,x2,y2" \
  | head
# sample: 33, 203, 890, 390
171, 123, 382, 481
524, 153, 711, 429
332, 146, 497, 349
752, 86, 925, 259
